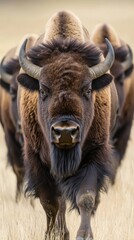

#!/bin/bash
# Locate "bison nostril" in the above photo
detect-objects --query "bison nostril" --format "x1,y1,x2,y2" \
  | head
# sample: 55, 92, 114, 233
71, 128, 78, 136
52, 127, 61, 137
72, 129, 76, 135
53, 129, 61, 136
71, 126, 79, 136
51, 126, 61, 144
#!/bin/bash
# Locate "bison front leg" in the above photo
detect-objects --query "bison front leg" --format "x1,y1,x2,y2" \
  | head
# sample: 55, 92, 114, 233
41, 195, 69, 240
76, 194, 94, 240
36, 185, 59, 240
76, 166, 98, 240
37, 184, 59, 240
25, 144, 59, 240
56, 197, 69, 240
44, 203, 59, 240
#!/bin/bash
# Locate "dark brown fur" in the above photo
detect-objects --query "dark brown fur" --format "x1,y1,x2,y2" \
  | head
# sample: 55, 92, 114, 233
18, 11, 116, 240
28, 38, 102, 67
0, 56, 24, 201
3, 58, 20, 75
92, 23, 134, 175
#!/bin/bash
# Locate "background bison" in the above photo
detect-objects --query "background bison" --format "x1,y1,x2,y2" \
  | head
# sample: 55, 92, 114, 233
0, 47, 24, 201
91, 23, 134, 174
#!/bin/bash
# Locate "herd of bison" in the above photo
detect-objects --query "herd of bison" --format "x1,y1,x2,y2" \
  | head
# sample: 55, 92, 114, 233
0, 10, 134, 240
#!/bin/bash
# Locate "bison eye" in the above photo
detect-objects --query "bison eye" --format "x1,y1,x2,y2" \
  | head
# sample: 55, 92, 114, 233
40, 89, 48, 100
39, 84, 50, 100
83, 88, 92, 100
81, 81, 92, 100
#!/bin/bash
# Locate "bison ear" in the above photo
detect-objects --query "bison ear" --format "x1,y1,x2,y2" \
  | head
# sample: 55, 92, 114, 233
92, 73, 113, 91
17, 73, 39, 91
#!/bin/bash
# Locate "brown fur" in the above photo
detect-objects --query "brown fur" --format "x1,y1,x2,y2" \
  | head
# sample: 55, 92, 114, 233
91, 23, 134, 171
0, 50, 24, 201
18, 12, 116, 239
44, 11, 86, 42
0, 35, 37, 201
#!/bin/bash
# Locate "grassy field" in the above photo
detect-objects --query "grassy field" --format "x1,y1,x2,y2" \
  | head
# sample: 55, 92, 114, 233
0, 1, 134, 239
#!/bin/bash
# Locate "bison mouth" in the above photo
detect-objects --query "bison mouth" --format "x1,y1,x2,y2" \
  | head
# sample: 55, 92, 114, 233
50, 143, 81, 179
55, 143, 76, 149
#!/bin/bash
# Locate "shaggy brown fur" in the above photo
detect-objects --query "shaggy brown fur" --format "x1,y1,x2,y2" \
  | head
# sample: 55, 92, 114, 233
18, 11, 116, 240
0, 56, 24, 201
91, 23, 134, 172
44, 11, 86, 43
0, 34, 39, 201
28, 38, 101, 67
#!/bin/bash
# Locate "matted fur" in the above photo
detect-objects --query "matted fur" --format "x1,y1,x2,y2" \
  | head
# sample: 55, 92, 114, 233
60, 148, 113, 211
50, 143, 81, 179
27, 37, 102, 68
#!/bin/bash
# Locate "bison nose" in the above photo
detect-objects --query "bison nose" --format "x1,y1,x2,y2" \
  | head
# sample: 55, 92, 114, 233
51, 122, 80, 147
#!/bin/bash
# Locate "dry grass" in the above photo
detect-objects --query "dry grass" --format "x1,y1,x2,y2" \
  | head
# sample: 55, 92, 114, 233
0, 1, 134, 239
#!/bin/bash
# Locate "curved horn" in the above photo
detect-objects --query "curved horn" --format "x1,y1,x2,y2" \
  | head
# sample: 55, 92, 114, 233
0, 57, 12, 84
121, 45, 133, 71
19, 38, 42, 80
89, 38, 115, 80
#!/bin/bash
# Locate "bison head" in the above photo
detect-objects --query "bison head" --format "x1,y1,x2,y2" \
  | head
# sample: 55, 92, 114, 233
99, 43, 133, 112
111, 45, 133, 111
18, 37, 114, 178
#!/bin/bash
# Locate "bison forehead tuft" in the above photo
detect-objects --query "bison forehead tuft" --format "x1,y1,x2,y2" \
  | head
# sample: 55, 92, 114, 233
40, 55, 87, 90
27, 37, 102, 68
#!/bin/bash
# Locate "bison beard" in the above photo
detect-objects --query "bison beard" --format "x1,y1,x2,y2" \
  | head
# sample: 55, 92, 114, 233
50, 144, 81, 178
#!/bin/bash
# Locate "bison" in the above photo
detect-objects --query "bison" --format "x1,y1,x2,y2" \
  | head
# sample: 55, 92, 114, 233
0, 46, 24, 201
91, 24, 134, 171
17, 11, 117, 239
0, 34, 38, 201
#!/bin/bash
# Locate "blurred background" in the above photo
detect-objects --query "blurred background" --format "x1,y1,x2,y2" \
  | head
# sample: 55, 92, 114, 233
0, 1, 134, 240
0, 0, 134, 57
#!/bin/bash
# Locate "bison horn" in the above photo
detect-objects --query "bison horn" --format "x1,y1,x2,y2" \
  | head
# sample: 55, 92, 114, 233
89, 38, 115, 80
19, 38, 42, 80
121, 45, 133, 72
0, 57, 12, 84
